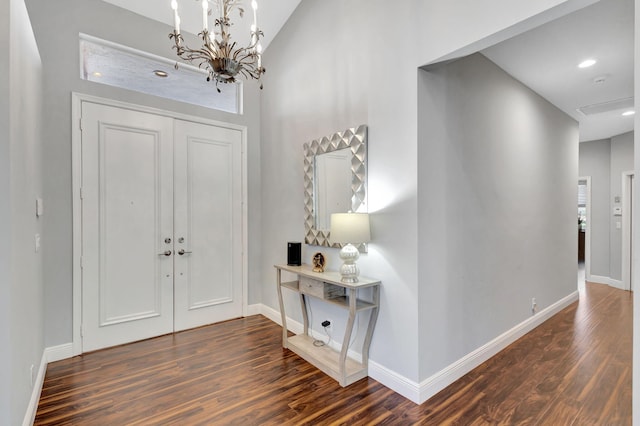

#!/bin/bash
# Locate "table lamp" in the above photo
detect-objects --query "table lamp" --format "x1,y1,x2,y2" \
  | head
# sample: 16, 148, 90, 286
330, 212, 371, 283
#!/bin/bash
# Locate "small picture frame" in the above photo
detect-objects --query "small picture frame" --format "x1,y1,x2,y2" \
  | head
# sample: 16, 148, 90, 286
312, 252, 326, 273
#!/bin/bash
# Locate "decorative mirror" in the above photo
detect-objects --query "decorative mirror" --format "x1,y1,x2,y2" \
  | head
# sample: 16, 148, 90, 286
304, 125, 368, 251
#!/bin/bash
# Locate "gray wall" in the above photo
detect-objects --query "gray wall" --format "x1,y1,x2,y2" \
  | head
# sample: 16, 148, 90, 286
260, 0, 421, 382
3, 0, 45, 424
417, 53, 579, 375
25, 0, 262, 347
0, 0, 10, 418
610, 132, 634, 280
579, 139, 612, 277
578, 132, 634, 282
260, 0, 591, 386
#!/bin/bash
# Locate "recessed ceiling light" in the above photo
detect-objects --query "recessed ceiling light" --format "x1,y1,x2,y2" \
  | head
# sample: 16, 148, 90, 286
92, 71, 102, 77
622, 110, 635, 116
153, 70, 169, 77
578, 59, 597, 69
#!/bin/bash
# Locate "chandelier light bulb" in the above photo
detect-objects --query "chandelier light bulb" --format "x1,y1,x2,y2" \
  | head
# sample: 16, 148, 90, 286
201, 0, 208, 31
251, 0, 258, 29
171, 0, 180, 33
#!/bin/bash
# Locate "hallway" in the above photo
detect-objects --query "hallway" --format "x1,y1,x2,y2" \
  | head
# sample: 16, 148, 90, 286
420, 281, 631, 424
35, 283, 631, 425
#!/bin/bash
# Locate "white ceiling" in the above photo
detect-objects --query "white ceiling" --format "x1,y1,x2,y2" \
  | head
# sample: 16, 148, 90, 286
102, 0, 632, 142
482, 0, 634, 142
102, 0, 301, 50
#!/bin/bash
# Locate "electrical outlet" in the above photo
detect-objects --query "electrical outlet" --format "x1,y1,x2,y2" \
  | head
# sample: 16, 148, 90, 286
321, 319, 331, 329
531, 298, 537, 314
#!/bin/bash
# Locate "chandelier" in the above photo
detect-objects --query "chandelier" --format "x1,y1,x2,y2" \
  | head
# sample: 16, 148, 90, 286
169, 0, 265, 91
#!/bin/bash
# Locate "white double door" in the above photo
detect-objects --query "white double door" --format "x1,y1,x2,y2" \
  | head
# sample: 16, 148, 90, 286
81, 102, 243, 352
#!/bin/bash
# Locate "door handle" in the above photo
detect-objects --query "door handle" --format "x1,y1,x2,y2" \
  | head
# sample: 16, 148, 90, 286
158, 250, 172, 256
177, 249, 192, 256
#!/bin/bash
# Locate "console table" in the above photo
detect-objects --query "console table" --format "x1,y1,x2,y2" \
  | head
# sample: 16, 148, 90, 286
275, 264, 380, 386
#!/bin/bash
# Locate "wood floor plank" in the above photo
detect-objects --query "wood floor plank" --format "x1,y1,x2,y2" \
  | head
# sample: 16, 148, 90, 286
35, 282, 631, 425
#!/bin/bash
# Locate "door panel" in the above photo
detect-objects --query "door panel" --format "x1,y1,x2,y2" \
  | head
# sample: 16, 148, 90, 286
82, 103, 174, 352
80, 103, 244, 351
173, 120, 243, 331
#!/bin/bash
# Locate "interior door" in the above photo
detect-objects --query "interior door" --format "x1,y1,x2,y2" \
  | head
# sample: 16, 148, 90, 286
81, 102, 175, 352
173, 120, 243, 331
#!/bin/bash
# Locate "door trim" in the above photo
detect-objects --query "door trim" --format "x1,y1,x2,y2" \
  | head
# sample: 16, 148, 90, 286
578, 176, 592, 284
71, 93, 249, 355
622, 171, 634, 291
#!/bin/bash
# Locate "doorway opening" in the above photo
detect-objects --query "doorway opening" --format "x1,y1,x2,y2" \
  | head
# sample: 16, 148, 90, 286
578, 177, 591, 290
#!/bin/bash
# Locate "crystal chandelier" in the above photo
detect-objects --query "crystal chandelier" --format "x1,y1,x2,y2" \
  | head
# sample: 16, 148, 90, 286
169, 0, 265, 91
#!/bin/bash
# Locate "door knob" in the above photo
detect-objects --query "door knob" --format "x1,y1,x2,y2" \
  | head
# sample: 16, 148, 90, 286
164, 237, 172, 244
158, 250, 172, 256
177, 249, 192, 256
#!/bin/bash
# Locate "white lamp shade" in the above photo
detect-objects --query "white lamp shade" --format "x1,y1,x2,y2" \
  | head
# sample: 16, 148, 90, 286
330, 213, 371, 244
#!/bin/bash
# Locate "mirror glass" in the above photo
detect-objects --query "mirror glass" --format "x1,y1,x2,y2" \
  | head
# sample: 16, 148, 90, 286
303, 125, 368, 251
314, 148, 353, 230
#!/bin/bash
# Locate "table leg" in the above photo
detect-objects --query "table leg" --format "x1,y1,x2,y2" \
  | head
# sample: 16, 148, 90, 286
300, 293, 309, 336
339, 288, 357, 385
361, 286, 379, 367
276, 268, 288, 348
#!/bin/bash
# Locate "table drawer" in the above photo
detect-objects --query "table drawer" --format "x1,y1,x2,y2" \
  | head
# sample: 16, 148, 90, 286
299, 276, 345, 300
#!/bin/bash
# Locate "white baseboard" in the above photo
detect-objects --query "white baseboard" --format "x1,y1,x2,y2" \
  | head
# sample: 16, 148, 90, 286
589, 275, 624, 290
22, 343, 75, 426
245, 303, 262, 317
609, 280, 625, 290
415, 290, 579, 404
259, 293, 578, 404
369, 360, 421, 402
22, 351, 47, 426
260, 303, 303, 335
45, 343, 74, 363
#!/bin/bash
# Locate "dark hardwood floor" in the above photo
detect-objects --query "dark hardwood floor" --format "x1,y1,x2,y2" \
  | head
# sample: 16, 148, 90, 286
35, 282, 631, 425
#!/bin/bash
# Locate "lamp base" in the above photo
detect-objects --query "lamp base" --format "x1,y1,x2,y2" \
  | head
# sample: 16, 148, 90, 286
339, 243, 360, 283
